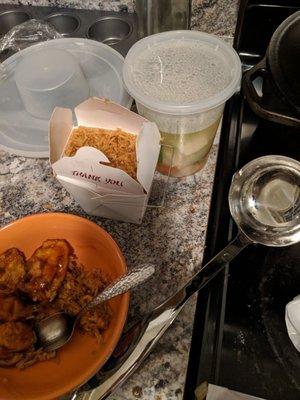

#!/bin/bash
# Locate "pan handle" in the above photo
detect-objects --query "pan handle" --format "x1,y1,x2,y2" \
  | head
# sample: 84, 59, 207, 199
243, 59, 300, 127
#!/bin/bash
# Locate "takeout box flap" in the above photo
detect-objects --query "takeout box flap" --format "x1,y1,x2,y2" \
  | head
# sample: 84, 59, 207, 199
49, 107, 73, 164
74, 97, 146, 135
53, 147, 145, 195
137, 122, 161, 193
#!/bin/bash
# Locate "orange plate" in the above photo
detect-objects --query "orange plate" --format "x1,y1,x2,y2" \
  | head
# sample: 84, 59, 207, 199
0, 213, 129, 400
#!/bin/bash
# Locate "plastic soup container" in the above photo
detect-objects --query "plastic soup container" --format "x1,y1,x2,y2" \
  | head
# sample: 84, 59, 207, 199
123, 31, 242, 177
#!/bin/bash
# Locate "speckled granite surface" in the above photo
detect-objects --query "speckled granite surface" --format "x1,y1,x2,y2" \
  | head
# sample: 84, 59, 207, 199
0, 144, 217, 399
0, 0, 239, 36
0, 0, 135, 13
191, 0, 239, 36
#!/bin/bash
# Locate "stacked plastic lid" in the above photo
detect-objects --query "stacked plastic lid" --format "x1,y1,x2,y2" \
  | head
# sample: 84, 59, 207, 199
0, 38, 132, 158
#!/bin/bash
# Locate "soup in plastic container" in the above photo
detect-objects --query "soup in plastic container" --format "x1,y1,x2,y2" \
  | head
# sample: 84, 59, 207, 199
123, 30, 242, 177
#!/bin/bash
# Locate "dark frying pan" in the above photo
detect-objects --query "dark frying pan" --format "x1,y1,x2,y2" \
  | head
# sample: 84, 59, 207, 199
243, 11, 300, 127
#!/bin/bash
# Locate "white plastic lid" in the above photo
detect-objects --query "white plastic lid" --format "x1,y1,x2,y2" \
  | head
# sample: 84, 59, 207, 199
123, 30, 242, 115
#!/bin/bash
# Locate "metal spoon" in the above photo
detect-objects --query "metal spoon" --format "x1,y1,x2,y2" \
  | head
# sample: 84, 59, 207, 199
35, 263, 155, 351
77, 155, 300, 400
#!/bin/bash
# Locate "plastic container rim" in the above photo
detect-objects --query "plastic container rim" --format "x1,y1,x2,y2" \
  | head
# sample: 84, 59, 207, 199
10, 38, 125, 92
123, 30, 242, 115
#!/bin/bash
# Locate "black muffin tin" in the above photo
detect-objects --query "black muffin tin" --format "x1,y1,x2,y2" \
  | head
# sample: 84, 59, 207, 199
0, 3, 138, 57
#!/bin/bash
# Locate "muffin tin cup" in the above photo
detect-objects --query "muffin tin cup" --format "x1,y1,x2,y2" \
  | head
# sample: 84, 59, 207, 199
87, 17, 133, 45
0, 10, 31, 36
46, 13, 80, 35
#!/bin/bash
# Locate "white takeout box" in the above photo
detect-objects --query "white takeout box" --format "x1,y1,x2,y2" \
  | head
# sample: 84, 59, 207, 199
49, 97, 161, 224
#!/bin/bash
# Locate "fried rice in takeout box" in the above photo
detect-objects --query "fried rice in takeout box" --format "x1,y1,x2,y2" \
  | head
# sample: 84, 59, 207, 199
49, 97, 161, 223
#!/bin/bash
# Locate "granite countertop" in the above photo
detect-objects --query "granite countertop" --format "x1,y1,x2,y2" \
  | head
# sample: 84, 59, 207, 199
0, 0, 239, 398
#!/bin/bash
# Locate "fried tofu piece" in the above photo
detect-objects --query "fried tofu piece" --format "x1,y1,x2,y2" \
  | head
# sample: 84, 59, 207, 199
0, 321, 35, 352
24, 239, 72, 302
0, 295, 34, 322
0, 248, 26, 294
0, 347, 23, 366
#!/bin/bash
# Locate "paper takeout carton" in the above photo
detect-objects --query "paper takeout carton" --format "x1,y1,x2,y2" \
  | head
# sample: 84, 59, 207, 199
49, 97, 161, 224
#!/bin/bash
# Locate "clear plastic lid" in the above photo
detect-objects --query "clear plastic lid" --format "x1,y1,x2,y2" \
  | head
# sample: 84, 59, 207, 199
15, 48, 80, 90
14, 48, 90, 119
123, 30, 242, 115
0, 38, 132, 158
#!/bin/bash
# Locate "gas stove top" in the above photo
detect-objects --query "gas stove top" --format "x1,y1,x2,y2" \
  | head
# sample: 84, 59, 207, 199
184, 1, 300, 399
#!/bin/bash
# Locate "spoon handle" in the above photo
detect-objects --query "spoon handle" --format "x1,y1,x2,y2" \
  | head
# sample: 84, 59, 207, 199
84, 264, 155, 310
78, 232, 252, 400
185, 231, 251, 298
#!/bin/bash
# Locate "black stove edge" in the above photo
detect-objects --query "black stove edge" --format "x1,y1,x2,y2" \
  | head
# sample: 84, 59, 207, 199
183, 92, 242, 399
183, 0, 300, 397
